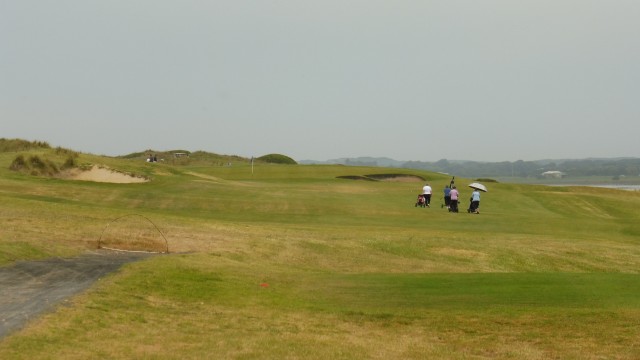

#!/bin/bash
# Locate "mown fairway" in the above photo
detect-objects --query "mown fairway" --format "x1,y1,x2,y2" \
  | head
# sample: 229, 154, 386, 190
1, 148, 639, 359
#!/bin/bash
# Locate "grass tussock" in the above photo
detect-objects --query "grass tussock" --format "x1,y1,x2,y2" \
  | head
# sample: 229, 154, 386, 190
0, 138, 51, 152
9, 149, 79, 177
9, 154, 60, 176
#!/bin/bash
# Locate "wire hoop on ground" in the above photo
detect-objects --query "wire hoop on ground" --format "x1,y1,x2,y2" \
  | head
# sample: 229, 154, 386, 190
98, 214, 169, 254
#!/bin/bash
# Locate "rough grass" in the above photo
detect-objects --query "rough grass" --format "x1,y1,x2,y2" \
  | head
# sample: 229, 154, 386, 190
1, 148, 640, 359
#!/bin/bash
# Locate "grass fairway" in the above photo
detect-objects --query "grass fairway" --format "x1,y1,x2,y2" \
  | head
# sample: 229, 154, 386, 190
1, 148, 640, 359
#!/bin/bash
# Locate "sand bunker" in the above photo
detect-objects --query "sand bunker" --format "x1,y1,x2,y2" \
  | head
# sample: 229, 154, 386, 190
68, 166, 148, 184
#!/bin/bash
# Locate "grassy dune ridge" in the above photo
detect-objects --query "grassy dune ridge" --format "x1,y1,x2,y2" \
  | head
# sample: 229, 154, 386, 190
1, 148, 639, 359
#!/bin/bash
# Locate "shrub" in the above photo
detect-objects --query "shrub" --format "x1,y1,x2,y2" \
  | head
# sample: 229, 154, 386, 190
29, 155, 47, 170
79, 163, 93, 171
257, 154, 297, 165
9, 155, 27, 170
62, 155, 77, 169
45, 160, 59, 175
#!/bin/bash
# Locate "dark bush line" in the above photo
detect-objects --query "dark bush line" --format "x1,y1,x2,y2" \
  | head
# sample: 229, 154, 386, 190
475, 178, 498, 183
337, 174, 425, 182
336, 175, 377, 181
365, 174, 425, 181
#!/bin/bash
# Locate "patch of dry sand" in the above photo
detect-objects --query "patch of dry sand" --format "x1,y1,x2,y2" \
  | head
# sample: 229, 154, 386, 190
67, 166, 148, 183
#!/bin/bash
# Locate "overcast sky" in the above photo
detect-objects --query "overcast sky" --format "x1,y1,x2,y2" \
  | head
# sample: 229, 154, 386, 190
2, 1, 639, 162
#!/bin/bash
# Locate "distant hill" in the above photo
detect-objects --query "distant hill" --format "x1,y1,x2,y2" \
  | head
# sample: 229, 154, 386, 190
300, 156, 640, 178
119, 149, 248, 163
300, 157, 404, 167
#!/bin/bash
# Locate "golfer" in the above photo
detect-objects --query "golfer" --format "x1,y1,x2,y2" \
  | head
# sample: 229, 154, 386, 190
443, 185, 451, 209
422, 183, 432, 207
469, 189, 480, 214
449, 186, 459, 212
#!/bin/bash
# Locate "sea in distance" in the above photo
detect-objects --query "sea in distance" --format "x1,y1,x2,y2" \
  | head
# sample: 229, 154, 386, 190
582, 184, 640, 191
496, 176, 640, 191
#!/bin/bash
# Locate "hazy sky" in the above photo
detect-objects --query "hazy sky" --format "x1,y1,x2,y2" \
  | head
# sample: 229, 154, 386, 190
2, 1, 639, 162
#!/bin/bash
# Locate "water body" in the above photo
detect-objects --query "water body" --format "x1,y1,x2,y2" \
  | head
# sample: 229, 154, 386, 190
585, 184, 640, 191
546, 184, 640, 191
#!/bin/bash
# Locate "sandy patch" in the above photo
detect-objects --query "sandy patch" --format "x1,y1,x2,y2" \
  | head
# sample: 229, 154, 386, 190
67, 166, 148, 184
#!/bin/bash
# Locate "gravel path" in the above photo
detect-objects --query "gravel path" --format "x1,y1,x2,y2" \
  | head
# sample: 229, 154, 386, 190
0, 250, 152, 339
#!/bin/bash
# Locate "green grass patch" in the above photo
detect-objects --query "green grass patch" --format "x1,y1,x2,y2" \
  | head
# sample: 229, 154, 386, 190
293, 273, 640, 316
0, 242, 52, 265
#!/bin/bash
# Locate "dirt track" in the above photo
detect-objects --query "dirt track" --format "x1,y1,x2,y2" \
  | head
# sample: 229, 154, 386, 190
0, 250, 152, 339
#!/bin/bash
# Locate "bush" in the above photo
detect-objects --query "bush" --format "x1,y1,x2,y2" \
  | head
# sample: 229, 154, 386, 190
29, 155, 47, 170
9, 155, 27, 170
62, 155, 77, 169
29, 156, 59, 175
257, 154, 297, 165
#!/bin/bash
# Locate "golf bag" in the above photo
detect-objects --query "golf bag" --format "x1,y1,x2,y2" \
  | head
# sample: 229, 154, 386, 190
415, 194, 426, 208
468, 199, 480, 214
